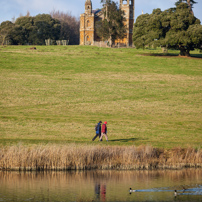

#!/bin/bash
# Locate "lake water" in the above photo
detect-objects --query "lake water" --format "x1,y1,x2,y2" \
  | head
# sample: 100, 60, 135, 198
0, 169, 202, 202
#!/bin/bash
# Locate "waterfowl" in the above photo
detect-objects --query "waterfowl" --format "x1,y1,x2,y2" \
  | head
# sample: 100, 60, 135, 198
174, 190, 177, 197
129, 188, 136, 193
182, 186, 186, 192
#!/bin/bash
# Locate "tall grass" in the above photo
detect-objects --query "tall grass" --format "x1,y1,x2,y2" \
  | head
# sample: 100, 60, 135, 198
0, 144, 202, 171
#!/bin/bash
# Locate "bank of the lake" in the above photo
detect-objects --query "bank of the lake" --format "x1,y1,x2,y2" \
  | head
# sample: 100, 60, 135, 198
0, 144, 202, 171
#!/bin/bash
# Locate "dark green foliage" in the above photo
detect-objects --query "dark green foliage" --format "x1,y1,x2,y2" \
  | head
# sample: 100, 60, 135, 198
95, 0, 126, 46
33, 14, 61, 45
133, 3, 202, 56
96, 19, 110, 40
0, 13, 79, 45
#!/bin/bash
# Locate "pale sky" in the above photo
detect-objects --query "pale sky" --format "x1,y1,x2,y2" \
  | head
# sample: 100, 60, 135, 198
0, 0, 202, 24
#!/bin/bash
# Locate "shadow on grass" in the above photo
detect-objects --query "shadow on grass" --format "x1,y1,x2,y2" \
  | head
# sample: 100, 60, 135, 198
110, 138, 138, 143
191, 54, 202, 58
0, 138, 142, 145
141, 53, 202, 59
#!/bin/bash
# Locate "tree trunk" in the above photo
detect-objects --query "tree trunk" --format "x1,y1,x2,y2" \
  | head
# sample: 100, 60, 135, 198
109, 35, 112, 47
2, 35, 6, 46
179, 47, 190, 56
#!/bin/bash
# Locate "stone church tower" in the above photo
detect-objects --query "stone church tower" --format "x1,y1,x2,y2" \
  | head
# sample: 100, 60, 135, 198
119, 0, 134, 46
80, 0, 135, 46
80, 0, 95, 45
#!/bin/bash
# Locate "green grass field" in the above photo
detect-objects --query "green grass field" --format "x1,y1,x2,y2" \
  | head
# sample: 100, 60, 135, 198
0, 45, 201, 148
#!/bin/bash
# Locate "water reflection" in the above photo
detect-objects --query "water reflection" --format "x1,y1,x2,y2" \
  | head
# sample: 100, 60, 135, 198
94, 184, 107, 201
0, 169, 202, 201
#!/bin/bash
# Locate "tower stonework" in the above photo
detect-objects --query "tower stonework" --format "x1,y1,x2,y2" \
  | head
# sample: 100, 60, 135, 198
119, 0, 134, 46
80, 0, 135, 46
80, 0, 95, 45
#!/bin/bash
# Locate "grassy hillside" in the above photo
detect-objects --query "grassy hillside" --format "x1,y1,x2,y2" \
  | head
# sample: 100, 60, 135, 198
0, 46, 201, 148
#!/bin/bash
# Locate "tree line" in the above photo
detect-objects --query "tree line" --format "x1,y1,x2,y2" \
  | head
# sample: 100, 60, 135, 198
0, 0, 202, 55
0, 11, 79, 45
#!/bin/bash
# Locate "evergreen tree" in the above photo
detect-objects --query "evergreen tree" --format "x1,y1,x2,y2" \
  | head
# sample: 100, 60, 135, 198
34, 14, 61, 45
95, 0, 126, 46
133, 3, 202, 56
11, 16, 35, 45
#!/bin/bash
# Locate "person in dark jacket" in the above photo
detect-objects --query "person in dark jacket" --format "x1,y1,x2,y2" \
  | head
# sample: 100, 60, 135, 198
92, 121, 102, 141
100, 121, 108, 141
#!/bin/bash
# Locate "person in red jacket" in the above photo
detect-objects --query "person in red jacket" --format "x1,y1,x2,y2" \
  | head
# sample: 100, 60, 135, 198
100, 121, 108, 141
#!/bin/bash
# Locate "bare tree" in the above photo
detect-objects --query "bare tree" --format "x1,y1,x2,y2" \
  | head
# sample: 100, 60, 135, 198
26, 11, 30, 17
50, 10, 80, 45
0, 21, 13, 45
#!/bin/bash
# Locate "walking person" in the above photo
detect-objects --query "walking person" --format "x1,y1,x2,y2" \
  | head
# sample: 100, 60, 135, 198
100, 121, 108, 141
92, 121, 102, 141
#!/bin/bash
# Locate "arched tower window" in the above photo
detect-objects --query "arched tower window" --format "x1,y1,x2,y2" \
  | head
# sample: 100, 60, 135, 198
87, 20, 90, 27
130, 10, 133, 19
129, 0, 133, 5
122, 0, 128, 5
85, 0, 92, 14
121, 0, 133, 6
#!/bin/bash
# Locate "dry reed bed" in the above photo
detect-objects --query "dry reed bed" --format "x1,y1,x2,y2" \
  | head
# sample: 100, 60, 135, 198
0, 144, 202, 171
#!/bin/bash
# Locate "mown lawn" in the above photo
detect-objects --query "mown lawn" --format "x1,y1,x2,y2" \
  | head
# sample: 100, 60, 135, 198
0, 45, 201, 148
